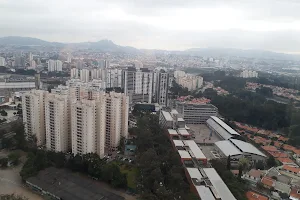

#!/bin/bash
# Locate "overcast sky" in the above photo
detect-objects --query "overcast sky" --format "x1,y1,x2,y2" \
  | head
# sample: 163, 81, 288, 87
1, 0, 300, 52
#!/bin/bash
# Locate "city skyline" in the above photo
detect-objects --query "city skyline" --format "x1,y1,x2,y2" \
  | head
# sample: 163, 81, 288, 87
1, 0, 300, 53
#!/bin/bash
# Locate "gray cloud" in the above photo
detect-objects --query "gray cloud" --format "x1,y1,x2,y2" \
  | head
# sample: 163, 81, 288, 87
0, 0, 300, 52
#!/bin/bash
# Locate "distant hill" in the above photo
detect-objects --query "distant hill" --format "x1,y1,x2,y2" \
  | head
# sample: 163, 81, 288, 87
0, 36, 138, 52
185, 48, 300, 60
0, 36, 54, 46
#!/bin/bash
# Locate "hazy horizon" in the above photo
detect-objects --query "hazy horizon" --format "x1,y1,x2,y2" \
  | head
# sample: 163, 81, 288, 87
1, 0, 300, 53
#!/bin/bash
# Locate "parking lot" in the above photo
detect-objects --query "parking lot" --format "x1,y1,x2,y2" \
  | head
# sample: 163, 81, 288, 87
187, 124, 222, 144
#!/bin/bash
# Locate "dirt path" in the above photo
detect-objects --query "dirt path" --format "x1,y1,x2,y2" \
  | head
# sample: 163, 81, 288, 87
0, 166, 43, 200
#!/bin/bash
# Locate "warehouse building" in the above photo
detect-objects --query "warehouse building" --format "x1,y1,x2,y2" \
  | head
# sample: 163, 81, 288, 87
176, 102, 218, 124
206, 116, 240, 140
215, 139, 267, 164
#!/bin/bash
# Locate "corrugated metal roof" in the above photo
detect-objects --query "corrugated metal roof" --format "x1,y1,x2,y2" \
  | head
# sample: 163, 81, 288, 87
168, 129, 178, 135
178, 150, 191, 159
184, 140, 206, 159
186, 168, 203, 179
230, 139, 267, 157
162, 110, 173, 121
173, 140, 184, 147
207, 118, 232, 140
203, 168, 237, 200
215, 140, 242, 156
210, 116, 240, 136
196, 186, 215, 200
177, 128, 190, 136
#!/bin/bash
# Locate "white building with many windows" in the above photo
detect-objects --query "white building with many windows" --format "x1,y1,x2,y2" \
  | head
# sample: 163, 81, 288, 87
48, 60, 62, 72
45, 93, 70, 152
22, 90, 47, 146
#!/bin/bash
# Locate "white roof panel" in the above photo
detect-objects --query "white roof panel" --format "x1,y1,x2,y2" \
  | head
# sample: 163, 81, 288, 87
186, 168, 203, 180
230, 139, 267, 157
177, 117, 185, 122
173, 140, 184, 147
178, 150, 191, 159
162, 111, 173, 121
207, 118, 232, 140
203, 168, 237, 200
184, 140, 206, 159
211, 116, 240, 136
196, 186, 215, 200
177, 128, 190, 136
215, 140, 242, 157
168, 129, 178, 135
171, 109, 179, 115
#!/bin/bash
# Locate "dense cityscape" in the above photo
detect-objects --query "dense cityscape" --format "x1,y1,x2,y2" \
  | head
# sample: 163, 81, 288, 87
2, 1, 300, 200
0, 36, 299, 200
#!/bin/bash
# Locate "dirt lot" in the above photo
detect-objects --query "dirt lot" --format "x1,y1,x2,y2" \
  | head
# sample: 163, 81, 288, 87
0, 150, 43, 199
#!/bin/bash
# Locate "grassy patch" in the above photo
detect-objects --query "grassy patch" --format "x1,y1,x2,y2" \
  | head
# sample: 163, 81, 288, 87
119, 164, 138, 189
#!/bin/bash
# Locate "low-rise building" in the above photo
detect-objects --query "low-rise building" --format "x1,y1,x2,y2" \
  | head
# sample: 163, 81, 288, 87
206, 116, 240, 140
176, 102, 218, 124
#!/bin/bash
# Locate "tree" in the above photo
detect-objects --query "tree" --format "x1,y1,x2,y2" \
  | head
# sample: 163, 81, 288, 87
227, 155, 231, 170
0, 194, 28, 200
267, 156, 276, 167
8, 151, 21, 166
238, 165, 243, 178
255, 160, 265, 170
0, 157, 8, 168
0, 110, 7, 116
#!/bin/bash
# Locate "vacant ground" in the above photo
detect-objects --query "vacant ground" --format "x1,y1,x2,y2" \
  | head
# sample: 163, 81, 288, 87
0, 150, 43, 200
187, 124, 221, 144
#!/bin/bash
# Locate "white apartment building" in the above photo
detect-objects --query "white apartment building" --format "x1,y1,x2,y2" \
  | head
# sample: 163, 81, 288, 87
80, 69, 90, 82
106, 68, 123, 88
0, 57, 5, 66
174, 70, 186, 79
105, 92, 129, 150
70, 68, 79, 79
123, 67, 153, 104
71, 91, 128, 156
48, 60, 63, 72
177, 75, 203, 91
22, 90, 47, 146
240, 70, 258, 78
155, 71, 169, 107
45, 93, 70, 152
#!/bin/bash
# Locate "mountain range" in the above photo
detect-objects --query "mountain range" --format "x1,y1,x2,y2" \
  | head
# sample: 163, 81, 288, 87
0, 36, 299, 60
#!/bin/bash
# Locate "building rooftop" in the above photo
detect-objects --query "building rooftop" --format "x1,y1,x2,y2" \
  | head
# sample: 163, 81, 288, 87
215, 140, 242, 157
247, 169, 264, 179
207, 118, 233, 140
26, 167, 125, 200
196, 186, 215, 200
246, 191, 268, 200
210, 116, 240, 137
173, 140, 184, 147
168, 129, 178, 135
161, 110, 173, 121
183, 140, 206, 160
282, 165, 300, 174
261, 177, 275, 187
178, 150, 191, 159
186, 168, 203, 181
203, 168, 237, 200
177, 128, 190, 136
230, 139, 267, 157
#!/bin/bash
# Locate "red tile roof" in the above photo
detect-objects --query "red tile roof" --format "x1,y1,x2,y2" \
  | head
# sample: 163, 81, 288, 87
262, 146, 277, 152
261, 177, 275, 187
246, 191, 268, 200
282, 165, 300, 174
277, 157, 295, 165
290, 187, 300, 199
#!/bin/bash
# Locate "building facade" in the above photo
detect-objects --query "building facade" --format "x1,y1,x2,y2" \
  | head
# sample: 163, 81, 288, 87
48, 60, 63, 72
45, 93, 70, 152
176, 102, 218, 124
22, 90, 47, 146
